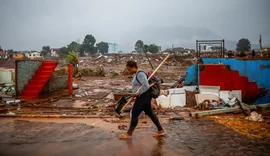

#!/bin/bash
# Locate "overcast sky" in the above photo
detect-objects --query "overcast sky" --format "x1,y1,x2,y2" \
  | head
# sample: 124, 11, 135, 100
0, 0, 269, 51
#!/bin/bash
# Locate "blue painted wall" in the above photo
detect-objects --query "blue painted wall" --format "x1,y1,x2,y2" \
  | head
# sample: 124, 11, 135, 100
202, 58, 270, 104
184, 64, 199, 86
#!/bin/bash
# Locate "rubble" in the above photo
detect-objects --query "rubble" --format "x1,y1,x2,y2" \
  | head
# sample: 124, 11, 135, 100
245, 111, 264, 122
1, 53, 267, 124
2, 98, 20, 104
118, 124, 127, 130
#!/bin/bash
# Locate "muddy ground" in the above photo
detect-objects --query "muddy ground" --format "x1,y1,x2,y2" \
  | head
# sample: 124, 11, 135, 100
0, 117, 269, 156
1, 54, 270, 155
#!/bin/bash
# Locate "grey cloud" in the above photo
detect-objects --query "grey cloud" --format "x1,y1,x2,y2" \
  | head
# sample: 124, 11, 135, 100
0, 0, 269, 51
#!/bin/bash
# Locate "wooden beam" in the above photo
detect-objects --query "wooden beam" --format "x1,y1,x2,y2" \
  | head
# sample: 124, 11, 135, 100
189, 105, 257, 118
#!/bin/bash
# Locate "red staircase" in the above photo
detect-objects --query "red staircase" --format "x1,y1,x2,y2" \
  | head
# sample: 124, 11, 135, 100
21, 61, 58, 99
200, 65, 260, 98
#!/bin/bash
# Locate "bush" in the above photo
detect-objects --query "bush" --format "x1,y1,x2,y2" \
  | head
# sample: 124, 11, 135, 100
52, 68, 67, 77
65, 51, 78, 64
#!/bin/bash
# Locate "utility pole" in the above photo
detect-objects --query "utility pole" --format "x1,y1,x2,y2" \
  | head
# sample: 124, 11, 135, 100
259, 34, 263, 57
259, 34, 262, 50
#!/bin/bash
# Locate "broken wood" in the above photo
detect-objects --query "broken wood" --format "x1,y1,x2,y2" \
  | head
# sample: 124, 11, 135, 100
0, 108, 8, 113
169, 116, 184, 120
256, 103, 270, 108
236, 98, 249, 116
189, 105, 257, 118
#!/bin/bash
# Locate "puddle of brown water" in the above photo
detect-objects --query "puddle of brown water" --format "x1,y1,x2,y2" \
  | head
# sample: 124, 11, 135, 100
0, 118, 182, 156
0, 117, 170, 134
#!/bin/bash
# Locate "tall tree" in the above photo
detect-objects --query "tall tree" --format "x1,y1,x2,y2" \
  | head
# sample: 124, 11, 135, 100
82, 34, 96, 55
135, 40, 144, 53
236, 38, 251, 53
58, 47, 69, 58
0, 46, 2, 51
96, 42, 109, 54
42, 46, 50, 52
148, 44, 159, 53
143, 44, 149, 53
68, 41, 81, 53
41, 46, 51, 56
7, 49, 14, 53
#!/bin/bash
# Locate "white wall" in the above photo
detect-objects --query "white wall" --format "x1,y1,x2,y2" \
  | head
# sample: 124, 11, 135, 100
26, 52, 42, 59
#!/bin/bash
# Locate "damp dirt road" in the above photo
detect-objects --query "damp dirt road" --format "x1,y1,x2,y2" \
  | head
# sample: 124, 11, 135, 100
0, 117, 269, 156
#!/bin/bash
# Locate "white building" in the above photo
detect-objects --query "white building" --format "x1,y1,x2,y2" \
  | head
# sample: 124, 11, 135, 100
108, 43, 118, 54
25, 51, 43, 59
200, 44, 213, 52
50, 48, 60, 57
0, 51, 8, 59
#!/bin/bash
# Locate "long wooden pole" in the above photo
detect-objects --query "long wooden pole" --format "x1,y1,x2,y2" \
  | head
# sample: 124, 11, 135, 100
120, 54, 170, 113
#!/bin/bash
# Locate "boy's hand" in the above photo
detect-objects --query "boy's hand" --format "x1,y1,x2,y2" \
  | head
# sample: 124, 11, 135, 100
131, 97, 136, 102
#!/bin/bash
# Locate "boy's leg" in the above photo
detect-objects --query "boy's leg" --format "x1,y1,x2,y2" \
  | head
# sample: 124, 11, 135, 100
144, 102, 163, 131
127, 99, 143, 135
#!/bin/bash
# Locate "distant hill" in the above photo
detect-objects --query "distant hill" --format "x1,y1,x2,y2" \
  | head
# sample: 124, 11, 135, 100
122, 25, 260, 51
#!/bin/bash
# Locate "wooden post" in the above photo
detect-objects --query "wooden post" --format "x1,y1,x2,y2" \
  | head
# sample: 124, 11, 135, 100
68, 64, 73, 95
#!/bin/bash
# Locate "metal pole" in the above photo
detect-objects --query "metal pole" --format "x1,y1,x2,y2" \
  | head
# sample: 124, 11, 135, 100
196, 40, 198, 58
68, 64, 73, 95
223, 39, 225, 58
220, 43, 223, 58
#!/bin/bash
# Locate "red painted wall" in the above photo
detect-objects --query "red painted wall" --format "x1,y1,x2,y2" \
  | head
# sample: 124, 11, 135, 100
200, 65, 259, 98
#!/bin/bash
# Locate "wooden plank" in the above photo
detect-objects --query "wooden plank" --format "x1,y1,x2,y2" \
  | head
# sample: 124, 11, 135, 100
189, 105, 257, 118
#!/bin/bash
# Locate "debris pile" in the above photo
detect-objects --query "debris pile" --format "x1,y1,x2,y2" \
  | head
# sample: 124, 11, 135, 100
78, 54, 193, 68
245, 111, 264, 122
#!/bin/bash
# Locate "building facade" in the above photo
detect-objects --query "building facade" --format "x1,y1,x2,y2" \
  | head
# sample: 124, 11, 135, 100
12, 53, 25, 59
0, 51, 8, 59
25, 52, 42, 59
108, 43, 118, 54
